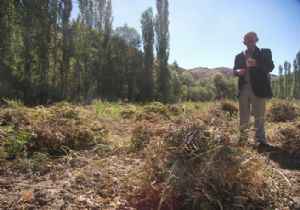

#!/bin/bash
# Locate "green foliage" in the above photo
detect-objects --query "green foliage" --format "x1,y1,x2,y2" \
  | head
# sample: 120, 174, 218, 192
2, 99, 24, 109
93, 100, 124, 118
143, 102, 167, 115
141, 7, 154, 102
155, 0, 171, 103
4, 130, 36, 159
188, 86, 214, 101
0, 147, 7, 160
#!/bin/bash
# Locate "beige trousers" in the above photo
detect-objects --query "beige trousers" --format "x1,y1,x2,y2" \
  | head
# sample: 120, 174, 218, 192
238, 83, 266, 143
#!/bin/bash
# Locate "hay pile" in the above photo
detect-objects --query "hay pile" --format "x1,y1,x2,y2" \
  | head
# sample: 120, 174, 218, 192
131, 110, 171, 152
266, 99, 299, 122
128, 102, 291, 209
0, 103, 108, 156
218, 99, 238, 116
274, 122, 300, 157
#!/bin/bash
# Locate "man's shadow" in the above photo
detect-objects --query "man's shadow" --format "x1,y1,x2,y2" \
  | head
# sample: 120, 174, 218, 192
257, 144, 300, 170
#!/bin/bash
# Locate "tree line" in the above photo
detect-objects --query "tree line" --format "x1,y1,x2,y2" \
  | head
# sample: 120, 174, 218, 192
271, 51, 300, 99
1, 1, 299, 105
0, 0, 175, 104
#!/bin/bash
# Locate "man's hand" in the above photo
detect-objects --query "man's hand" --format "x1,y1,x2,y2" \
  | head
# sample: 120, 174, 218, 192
246, 58, 256, 68
236, 68, 245, 76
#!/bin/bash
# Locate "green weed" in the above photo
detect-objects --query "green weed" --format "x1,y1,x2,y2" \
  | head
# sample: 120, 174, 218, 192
92, 100, 124, 118
4, 130, 36, 159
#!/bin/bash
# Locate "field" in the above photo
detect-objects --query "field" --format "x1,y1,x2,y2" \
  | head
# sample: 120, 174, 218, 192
0, 99, 300, 209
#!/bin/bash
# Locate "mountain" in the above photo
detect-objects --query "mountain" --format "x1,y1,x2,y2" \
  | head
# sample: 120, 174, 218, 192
186, 66, 279, 81
187, 67, 233, 80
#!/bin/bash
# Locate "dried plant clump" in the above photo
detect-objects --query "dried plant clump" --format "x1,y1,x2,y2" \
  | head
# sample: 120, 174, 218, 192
26, 103, 108, 154
131, 117, 283, 209
125, 181, 182, 210
130, 120, 170, 152
276, 122, 300, 157
0, 108, 30, 128
0, 103, 108, 157
218, 99, 238, 115
120, 104, 138, 119
266, 99, 299, 122
143, 102, 167, 116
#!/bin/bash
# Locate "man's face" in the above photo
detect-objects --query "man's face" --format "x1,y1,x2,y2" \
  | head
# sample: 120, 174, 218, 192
243, 35, 257, 49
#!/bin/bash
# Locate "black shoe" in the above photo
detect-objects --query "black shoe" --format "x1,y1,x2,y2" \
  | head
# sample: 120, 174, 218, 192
258, 142, 268, 148
257, 143, 269, 153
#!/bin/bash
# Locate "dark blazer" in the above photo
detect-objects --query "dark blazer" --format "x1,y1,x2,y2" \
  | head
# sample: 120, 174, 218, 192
233, 47, 274, 98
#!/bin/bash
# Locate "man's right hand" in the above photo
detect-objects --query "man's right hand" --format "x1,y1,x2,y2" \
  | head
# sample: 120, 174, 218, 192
236, 69, 245, 76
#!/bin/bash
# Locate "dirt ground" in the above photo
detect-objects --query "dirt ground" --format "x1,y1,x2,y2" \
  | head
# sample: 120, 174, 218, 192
0, 109, 300, 210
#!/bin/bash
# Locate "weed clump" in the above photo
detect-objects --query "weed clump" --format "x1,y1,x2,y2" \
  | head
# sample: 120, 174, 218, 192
131, 116, 170, 152
120, 104, 138, 119
143, 102, 167, 115
27, 103, 108, 154
0, 102, 108, 157
129, 115, 284, 209
266, 99, 299, 122
219, 99, 238, 115
276, 122, 300, 157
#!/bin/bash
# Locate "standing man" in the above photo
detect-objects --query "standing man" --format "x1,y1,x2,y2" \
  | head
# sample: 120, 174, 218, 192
233, 32, 274, 147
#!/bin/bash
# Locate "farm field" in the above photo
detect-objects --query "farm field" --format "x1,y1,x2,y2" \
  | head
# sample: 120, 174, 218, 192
0, 100, 299, 210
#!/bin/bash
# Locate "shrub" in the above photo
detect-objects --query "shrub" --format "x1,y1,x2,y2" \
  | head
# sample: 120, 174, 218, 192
267, 99, 299, 122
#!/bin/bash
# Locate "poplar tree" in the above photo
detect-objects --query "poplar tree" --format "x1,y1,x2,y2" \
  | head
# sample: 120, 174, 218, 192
155, 0, 170, 103
283, 61, 291, 98
278, 65, 284, 98
60, 0, 72, 97
101, 0, 114, 100
141, 7, 154, 102
295, 51, 300, 99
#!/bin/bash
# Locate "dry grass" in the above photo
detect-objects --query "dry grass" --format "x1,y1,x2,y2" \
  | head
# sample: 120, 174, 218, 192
0, 102, 108, 156
1, 100, 299, 209
127, 101, 294, 209
271, 121, 300, 158
266, 99, 299, 122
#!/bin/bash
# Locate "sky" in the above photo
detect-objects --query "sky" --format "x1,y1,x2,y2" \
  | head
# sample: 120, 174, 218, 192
72, 0, 300, 75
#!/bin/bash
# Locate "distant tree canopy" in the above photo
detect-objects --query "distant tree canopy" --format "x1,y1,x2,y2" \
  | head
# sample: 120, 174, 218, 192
1, 1, 298, 104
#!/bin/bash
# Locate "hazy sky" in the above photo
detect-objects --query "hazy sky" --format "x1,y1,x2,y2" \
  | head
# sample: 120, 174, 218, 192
72, 0, 300, 74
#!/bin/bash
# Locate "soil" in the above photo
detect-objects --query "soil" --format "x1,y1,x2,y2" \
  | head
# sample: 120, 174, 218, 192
0, 117, 300, 210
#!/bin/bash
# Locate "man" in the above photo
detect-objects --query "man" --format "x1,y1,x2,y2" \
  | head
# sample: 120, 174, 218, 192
233, 32, 274, 147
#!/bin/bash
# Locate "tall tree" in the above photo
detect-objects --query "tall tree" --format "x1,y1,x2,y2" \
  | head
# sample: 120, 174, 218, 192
100, 0, 114, 100
60, 0, 72, 97
78, 0, 95, 102
0, 1, 26, 101
115, 24, 142, 101
283, 61, 291, 98
294, 51, 300, 99
141, 7, 154, 102
94, 0, 106, 97
49, 0, 59, 88
278, 65, 284, 98
155, 0, 170, 103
